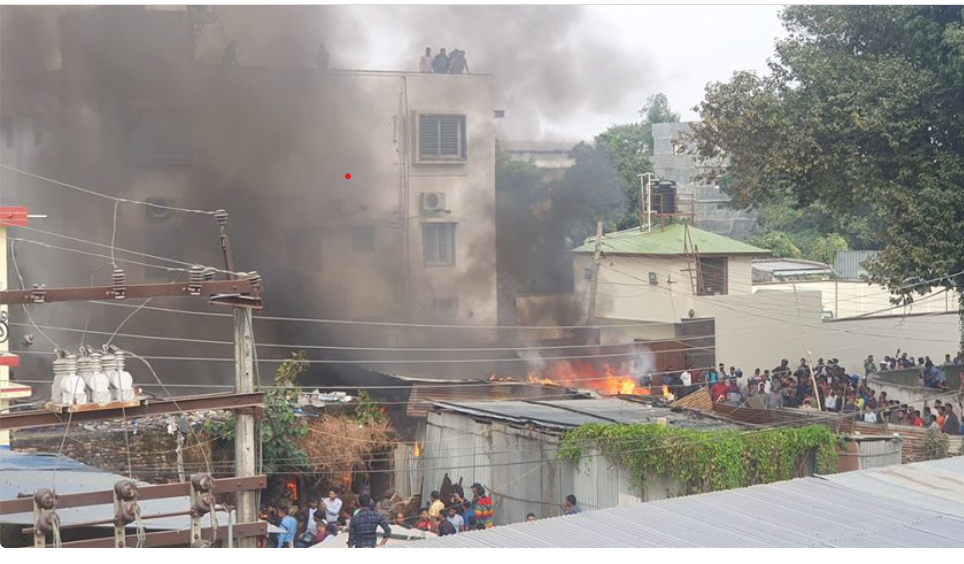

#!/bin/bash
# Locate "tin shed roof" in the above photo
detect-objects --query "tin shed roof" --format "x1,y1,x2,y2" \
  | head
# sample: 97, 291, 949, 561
432, 397, 737, 432
571, 224, 770, 256
403, 457, 964, 548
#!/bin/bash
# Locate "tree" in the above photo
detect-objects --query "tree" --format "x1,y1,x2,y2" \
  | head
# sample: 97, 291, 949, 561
809, 233, 849, 267
641, 93, 680, 129
594, 93, 680, 230
691, 6, 964, 351
552, 141, 625, 243
205, 352, 311, 474
594, 124, 651, 230
746, 231, 803, 259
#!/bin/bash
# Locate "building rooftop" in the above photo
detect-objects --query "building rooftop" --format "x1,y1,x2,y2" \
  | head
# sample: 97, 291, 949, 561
571, 223, 770, 257
432, 397, 738, 432
404, 457, 964, 548
752, 258, 834, 282
0, 448, 230, 531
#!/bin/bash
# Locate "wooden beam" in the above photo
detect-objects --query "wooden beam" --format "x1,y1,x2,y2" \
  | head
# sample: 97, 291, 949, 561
0, 391, 263, 431
0, 475, 267, 515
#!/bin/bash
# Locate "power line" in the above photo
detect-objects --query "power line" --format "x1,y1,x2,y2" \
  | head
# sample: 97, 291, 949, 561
0, 162, 218, 216
8, 236, 206, 275
10, 222, 237, 275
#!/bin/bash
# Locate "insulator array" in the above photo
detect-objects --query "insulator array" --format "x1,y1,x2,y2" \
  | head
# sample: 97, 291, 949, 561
112, 267, 127, 299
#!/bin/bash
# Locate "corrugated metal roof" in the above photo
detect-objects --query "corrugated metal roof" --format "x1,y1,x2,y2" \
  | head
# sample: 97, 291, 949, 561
403, 457, 964, 548
571, 224, 770, 256
0, 448, 230, 531
406, 382, 569, 417
834, 250, 878, 280
821, 457, 964, 517
752, 259, 833, 275
433, 398, 735, 432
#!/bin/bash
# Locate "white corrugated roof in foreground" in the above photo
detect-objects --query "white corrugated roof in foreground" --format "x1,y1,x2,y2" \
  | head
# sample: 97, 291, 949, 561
0, 448, 229, 530
402, 457, 964, 548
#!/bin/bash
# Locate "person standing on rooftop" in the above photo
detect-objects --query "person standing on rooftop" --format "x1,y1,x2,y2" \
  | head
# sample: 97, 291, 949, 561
419, 47, 434, 72
433, 48, 451, 73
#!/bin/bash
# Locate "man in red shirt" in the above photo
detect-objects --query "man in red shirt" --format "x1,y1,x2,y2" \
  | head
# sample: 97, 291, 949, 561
711, 380, 729, 403
911, 409, 924, 427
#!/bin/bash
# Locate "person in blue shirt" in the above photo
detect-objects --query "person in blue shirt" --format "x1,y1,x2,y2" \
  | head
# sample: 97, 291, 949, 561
563, 494, 581, 515
277, 506, 298, 548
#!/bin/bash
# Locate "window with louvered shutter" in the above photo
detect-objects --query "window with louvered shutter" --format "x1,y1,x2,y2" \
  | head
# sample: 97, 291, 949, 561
422, 223, 456, 266
417, 114, 466, 161
697, 257, 728, 296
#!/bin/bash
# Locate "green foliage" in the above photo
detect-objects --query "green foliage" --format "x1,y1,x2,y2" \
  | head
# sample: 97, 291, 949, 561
594, 93, 680, 230
558, 423, 839, 494
691, 6, 964, 349
923, 425, 950, 460
746, 231, 803, 259
353, 390, 386, 426
594, 124, 651, 230
641, 93, 681, 127
809, 233, 849, 266
551, 142, 626, 243
204, 352, 311, 474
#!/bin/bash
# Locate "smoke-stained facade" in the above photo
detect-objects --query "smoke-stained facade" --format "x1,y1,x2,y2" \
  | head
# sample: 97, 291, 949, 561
1, 6, 502, 388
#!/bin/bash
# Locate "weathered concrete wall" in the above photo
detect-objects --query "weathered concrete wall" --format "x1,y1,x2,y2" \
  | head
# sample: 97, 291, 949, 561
11, 418, 218, 483
651, 122, 757, 240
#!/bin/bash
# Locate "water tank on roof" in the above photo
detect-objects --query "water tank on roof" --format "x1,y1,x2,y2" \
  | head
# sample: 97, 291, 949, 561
652, 181, 677, 215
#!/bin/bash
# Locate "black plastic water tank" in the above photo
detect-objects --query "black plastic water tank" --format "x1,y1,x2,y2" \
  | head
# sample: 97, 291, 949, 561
652, 181, 677, 214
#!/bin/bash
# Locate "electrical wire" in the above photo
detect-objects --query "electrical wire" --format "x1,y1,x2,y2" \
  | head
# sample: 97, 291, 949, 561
10, 222, 239, 276
9, 240, 59, 349
7, 236, 210, 276
0, 162, 218, 216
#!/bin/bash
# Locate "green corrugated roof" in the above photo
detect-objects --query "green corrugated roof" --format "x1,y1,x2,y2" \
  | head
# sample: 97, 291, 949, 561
571, 223, 771, 256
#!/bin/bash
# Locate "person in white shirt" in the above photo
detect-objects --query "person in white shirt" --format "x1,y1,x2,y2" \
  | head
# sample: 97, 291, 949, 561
680, 370, 692, 387
446, 506, 463, 532
419, 47, 434, 73
306, 500, 319, 535
323, 489, 343, 524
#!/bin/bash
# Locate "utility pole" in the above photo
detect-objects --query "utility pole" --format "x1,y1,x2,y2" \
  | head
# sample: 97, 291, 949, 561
585, 220, 605, 326
232, 306, 258, 548
216, 210, 260, 548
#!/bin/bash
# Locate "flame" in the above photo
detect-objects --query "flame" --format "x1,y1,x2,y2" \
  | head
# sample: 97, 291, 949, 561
414, 442, 421, 458
524, 360, 674, 398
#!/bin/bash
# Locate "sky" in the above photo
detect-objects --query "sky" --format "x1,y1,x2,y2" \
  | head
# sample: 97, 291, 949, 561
348, 5, 788, 141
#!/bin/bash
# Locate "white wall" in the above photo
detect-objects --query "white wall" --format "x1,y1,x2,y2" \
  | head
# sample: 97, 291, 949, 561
754, 280, 958, 319
573, 255, 961, 375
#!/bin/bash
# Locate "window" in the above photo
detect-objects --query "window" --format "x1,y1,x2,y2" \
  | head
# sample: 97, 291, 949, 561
351, 225, 375, 253
697, 257, 728, 296
418, 114, 466, 162
422, 222, 456, 266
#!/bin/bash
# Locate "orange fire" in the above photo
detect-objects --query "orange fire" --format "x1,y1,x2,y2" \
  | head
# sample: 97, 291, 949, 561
526, 360, 672, 399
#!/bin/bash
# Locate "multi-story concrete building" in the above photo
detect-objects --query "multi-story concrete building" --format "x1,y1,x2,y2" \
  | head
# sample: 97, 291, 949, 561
651, 122, 757, 240
1, 6, 501, 385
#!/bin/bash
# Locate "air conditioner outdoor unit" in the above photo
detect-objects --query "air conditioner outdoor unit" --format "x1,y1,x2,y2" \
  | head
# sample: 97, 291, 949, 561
420, 192, 446, 214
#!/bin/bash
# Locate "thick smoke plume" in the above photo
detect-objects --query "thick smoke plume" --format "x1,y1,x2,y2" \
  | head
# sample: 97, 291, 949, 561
1, 6, 641, 393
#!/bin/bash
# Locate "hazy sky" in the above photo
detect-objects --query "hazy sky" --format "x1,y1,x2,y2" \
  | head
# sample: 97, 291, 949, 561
349, 5, 787, 140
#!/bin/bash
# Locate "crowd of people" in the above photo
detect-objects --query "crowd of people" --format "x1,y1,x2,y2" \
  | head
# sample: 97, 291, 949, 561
261, 482, 497, 547
667, 350, 963, 436
418, 47, 470, 74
